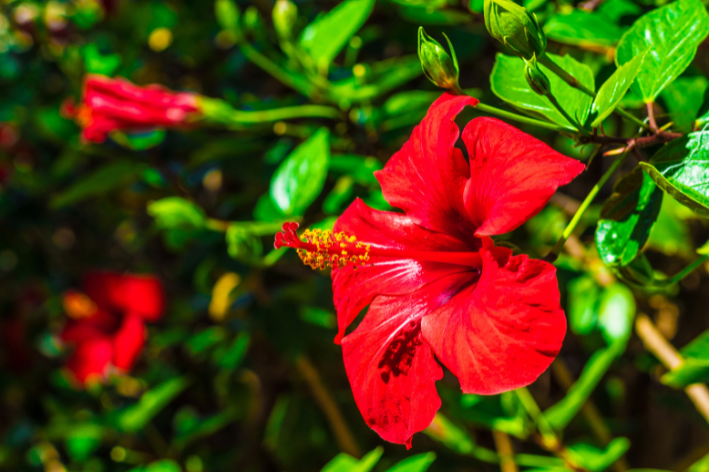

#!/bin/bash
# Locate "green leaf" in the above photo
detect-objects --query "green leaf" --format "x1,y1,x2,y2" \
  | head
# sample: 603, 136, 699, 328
320, 448, 383, 472
64, 423, 103, 462
397, 5, 470, 25
597, 283, 636, 345
270, 128, 330, 216
82, 43, 121, 76
173, 407, 241, 450
215, 0, 240, 32
640, 130, 709, 217
596, 167, 663, 267
616, 0, 709, 102
661, 329, 709, 388
385, 452, 436, 472
568, 438, 631, 472
647, 195, 695, 258
329, 155, 382, 185
148, 197, 207, 230
423, 413, 475, 454
226, 224, 264, 262
112, 129, 167, 151
545, 339, 625, 430
51, 160, 147, 208
567, 275, 601, 336
127, 460, 182, 472
115, 377, 190, 433
544, 11, 624, 48
661, 76, 709, 132
299, 0, 375, 68
490, 53, 594, 129
591, 51, 647, 127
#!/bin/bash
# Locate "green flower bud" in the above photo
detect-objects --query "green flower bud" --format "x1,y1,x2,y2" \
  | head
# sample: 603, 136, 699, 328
272, 0, 297, 40
484, 0, 546, 60
417, 27, 460, 91
523, 55, 551, 96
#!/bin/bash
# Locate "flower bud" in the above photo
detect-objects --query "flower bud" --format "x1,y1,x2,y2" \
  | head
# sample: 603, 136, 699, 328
272, 0, 297, 40
484, 0, 546, 60
523, 55, 551, 96
418, 27, 459, 91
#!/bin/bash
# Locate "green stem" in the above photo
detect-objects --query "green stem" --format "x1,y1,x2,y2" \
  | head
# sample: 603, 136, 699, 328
615, 107, 651, 131
474, 102, 576, 133
666, 255, 709, 285
546, 150, 630, 261
238, 42, 318, 98
515, 388, 557, 443
546, 93, 588, 135
538, 55, 595, 97
198, 96, 340, 126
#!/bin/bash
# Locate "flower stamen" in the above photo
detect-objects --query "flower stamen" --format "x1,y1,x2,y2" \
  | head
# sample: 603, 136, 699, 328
274, 222, 371, 270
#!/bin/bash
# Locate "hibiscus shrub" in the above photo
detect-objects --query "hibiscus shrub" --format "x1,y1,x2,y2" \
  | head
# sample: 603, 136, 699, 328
3, 0, 709, 471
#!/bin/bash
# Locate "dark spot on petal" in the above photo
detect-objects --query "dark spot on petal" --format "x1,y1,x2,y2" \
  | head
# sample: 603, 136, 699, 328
377, 322, 422, 384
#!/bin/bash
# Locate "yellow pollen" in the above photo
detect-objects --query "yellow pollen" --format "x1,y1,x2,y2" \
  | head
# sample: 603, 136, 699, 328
63, 291, 98, 319
296, 229, 370, 270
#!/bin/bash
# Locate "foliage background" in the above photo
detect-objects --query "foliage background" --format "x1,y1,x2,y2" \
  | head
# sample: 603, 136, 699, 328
2, 0, 709, 471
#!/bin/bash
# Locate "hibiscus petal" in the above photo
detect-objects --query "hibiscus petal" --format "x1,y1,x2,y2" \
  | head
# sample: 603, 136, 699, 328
332, 198, 476, 343
83, 272, 165, 322
375, 93, 479, 239
462, 117, 585, 236
65, 337, 113, 385
421, 246, 566, 394
112, 314, 146, 371
342, 284, 457, 447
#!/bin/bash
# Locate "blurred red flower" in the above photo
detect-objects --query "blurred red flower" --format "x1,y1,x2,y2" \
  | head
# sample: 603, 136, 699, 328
62, 75, 199, 143
60, 272, 164, 386
276, 93, 585, 447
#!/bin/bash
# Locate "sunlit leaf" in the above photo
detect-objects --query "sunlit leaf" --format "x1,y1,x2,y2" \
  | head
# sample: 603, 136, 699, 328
598, 283, 636, 344
567, 275, 601, 336
491, 53, 594, 129
616, 0, 709, 101
148, 197, 206, 230
385, 452, 436, 472
640, 130, 709, 217
568, 438, 631, 472
299, 0, 375, 67
544, 10, 624, 48
591, 51, 647, 127
270, 128, 330, 216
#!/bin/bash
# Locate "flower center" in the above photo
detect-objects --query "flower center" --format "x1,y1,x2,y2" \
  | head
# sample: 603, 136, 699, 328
63, 291, 98, 319
75, 105, 93, 128
275, 222, 483, 270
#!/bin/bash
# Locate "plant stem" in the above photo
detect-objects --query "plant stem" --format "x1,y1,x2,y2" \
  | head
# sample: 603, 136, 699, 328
474, 102, 577, 133
492, 430, 518, 472
615, 107, 651, 131
636, 314, 709, 425
546, 94, 588, 135
538, 55, 596, 97
546, 150, 630, 262
646, 102, 659, 132
666, 255, 709, 285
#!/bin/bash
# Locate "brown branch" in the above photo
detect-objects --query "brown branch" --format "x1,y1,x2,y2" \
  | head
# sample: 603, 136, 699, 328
578, 131, 682, 150
295, 355, 362, 458
492, 431, 518, 472
635, 314, 709, 425
647, 102, 659, 133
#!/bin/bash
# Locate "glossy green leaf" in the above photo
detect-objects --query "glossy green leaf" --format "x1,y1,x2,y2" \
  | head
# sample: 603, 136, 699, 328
544, 11, 624, 48
385, 452, 436, 472
596, 167, 663, 267
270, 128, 330, 216
616, 0, 709, 102
321, 448, 383, 472
661, 76, 709, 132
568, 276, 601, 336
115, 377, 190, 433
598, 283, 636, 344
148, 197, 207, 230
545, 339, 625, 430
51, 160, 147, 208
640, 130, 709, 217
568, 438, 630, 472
591, 51, 647, 127
299, 0, 375, 67
490, 53, 594, 129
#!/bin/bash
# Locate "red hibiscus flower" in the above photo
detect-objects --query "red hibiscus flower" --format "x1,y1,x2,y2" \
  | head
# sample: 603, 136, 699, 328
59, 271, 164, 386
62, 75, 199, 143
275, 93, 585, 447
